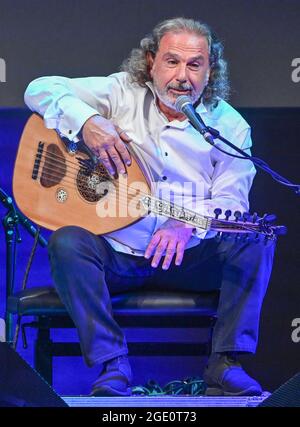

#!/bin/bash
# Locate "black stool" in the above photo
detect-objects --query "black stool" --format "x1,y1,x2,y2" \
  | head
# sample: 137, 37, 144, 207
7, 286, 219, 385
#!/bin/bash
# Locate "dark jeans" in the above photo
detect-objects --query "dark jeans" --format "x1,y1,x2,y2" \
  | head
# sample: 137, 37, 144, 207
48, 226, 276, 367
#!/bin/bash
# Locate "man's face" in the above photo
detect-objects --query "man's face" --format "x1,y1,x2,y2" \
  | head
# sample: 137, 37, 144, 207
149, 31, 210, 112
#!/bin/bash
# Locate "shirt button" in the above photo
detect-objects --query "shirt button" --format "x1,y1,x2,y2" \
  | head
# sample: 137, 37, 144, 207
68, 130, 72, 134
165, 152, 168, 156
162, 176, 167, 181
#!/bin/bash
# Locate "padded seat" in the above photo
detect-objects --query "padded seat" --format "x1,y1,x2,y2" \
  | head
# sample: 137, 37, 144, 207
7, 286, 219, 317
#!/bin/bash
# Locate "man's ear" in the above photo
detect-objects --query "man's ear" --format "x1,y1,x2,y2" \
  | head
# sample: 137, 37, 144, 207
146, 51, 155, 77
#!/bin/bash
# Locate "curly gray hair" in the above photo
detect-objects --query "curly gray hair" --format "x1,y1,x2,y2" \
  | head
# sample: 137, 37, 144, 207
121, 17, 230, 110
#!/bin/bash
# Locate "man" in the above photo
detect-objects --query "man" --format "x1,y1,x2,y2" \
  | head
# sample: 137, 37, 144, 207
24, 17, 275, 397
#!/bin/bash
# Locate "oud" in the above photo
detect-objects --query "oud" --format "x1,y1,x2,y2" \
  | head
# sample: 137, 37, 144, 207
13, 114, 286, 239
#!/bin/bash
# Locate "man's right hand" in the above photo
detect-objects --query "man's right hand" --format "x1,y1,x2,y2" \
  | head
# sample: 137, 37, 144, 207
82, 115, 132, 176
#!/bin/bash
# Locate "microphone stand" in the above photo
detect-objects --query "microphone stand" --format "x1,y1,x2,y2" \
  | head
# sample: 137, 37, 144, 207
192, 112, 300, 196
0, 187, 47, 344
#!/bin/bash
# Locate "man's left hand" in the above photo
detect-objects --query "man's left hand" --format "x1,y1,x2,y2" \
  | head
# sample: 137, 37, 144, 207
144, 219, 194, 270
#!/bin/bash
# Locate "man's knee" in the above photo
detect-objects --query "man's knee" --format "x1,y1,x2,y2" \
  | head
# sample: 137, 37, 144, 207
222, 234, 277, 260
48, 225, 94, 256
246, 236, 277, 263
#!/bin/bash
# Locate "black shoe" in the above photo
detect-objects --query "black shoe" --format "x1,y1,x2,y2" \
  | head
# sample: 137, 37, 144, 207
90, 355, 132, 397
203, 352, 263, 396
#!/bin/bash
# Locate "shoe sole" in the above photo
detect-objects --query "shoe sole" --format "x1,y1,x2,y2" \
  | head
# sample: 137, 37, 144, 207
91, 385, 132, 397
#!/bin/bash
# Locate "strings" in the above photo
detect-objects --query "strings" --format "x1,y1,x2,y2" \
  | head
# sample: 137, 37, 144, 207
38, 146, 84, 170
27, 145, 264, 233
34, 162, 262, 232
38, 170, 146, 214
35, 159, 151, 213
35, 148, 152, 199
38, 164, 150, 206
37, 151, 104, 181
33, 148, 190, 222
211, 222, 260, 233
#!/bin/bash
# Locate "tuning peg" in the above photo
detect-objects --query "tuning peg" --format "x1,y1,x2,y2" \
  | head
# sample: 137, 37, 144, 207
234, 211, 242, 221
242, 212, 251, 222
224, 209, 232, 220
274, 225, 288, 235
214, 208, 222, 219
252, 212, 258, 223
262, 213, 277, 224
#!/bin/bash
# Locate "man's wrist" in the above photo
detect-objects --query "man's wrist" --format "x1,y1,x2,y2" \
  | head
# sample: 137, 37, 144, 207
78, 113, 101, 141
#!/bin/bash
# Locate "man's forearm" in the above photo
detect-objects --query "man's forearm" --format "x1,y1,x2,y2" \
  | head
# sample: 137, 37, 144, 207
24, 76, 101, 140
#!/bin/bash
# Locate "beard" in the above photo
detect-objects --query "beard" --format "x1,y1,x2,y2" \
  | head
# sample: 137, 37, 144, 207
153, 80, 201, 110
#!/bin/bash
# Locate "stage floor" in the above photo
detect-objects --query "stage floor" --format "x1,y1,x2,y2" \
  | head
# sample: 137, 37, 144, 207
62, 394, 270, 407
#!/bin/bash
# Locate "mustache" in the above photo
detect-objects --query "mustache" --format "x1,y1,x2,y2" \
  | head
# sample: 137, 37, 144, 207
167, 83, 193, 91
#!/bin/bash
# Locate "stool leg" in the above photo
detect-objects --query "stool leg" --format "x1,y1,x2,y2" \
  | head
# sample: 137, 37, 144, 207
34, 325, 53, 386
206, 318, 215, 356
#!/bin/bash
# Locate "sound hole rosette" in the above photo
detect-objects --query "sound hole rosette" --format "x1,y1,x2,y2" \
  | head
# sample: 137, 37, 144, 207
55, 188, 68, 203
76, 163, 114, 202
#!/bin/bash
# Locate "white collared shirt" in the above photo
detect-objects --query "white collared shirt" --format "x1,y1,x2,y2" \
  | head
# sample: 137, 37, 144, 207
24, 72, 256, 255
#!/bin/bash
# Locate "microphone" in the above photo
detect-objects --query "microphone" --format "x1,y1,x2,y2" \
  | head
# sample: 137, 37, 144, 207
175, 96, 214, 145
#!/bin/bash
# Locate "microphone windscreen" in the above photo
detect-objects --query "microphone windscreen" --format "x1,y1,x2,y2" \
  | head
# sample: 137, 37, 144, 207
175, 95, 192, 113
